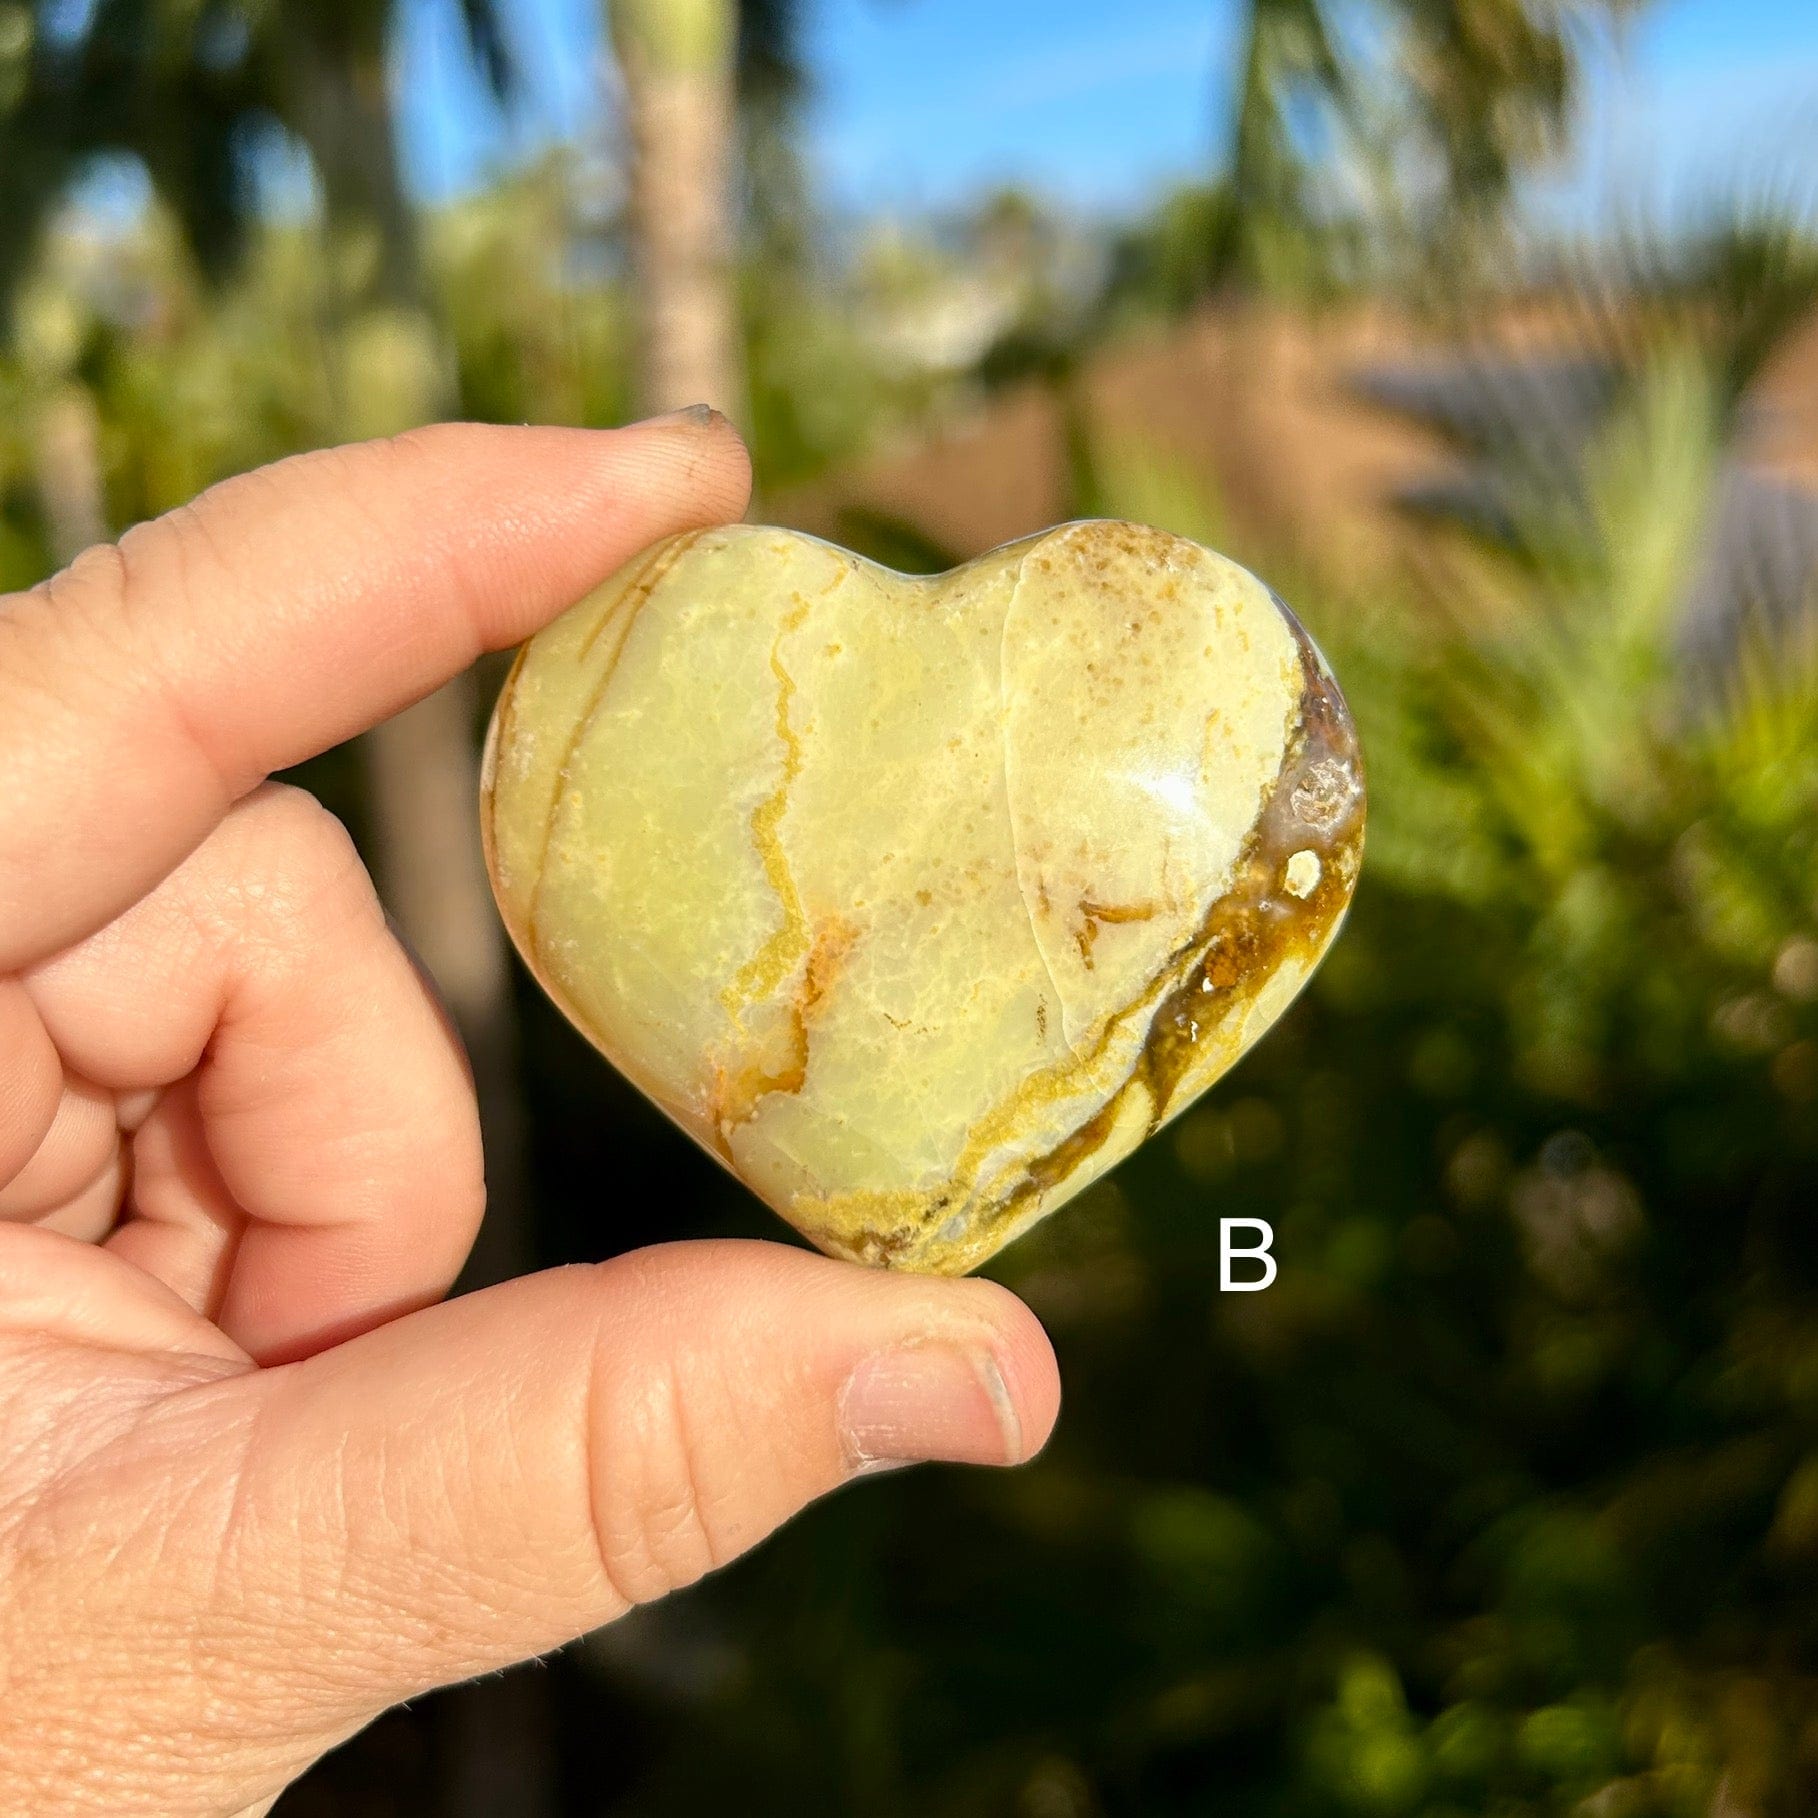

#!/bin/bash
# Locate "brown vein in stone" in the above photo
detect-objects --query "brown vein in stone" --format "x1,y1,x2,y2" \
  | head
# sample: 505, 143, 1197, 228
1005, 1092, 1128, 1214
1132, 609, 1361, 1127
720, 592, 815, 1021
522, 530, 707, 958
710, 565, 862, 1140
886, 605, 1365, 1271
1074, 898, 1159, 969
711, 915, 857, 1138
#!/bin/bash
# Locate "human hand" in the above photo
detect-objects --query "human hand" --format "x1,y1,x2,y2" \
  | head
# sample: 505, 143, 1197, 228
0, 416, 1060, 1816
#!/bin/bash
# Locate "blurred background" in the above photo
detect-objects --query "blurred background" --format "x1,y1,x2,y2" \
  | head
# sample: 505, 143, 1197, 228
6, 0, 1818, 1812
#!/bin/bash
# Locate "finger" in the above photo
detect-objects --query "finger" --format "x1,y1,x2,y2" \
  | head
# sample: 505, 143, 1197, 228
106, 1077, 243, 1321
24, 783, 483, 1362
0, 412, 751, 971
0, 1072, 116, 1221
0, 979, 62, 1182
221, 1243, 1060, 1717
0, 1221, 247, 1364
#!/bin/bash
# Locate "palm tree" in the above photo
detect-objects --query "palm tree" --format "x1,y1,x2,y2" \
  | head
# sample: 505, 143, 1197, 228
607, 0, 747, 416
1220, 0, 1637, 290
12, 275, 107, 566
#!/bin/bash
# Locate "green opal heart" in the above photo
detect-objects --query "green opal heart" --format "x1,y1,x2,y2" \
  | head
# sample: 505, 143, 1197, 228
483, 519, 1364, 1271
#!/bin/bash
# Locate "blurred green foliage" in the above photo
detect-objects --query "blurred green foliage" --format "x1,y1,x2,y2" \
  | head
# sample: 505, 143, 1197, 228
574, 313, 1818, 1818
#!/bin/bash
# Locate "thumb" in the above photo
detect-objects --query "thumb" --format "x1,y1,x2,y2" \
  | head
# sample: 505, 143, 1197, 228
225, 1240, 1058, 1714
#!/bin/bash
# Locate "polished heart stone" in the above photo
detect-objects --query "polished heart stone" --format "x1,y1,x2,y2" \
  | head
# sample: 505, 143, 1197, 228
482, 520, 1364, 1273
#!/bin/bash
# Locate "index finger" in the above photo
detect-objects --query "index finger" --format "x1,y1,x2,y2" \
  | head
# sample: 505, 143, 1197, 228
0, 414, 751, 971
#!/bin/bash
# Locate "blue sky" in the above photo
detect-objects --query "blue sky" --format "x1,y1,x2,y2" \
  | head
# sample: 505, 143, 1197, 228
393, 0, 1818, 226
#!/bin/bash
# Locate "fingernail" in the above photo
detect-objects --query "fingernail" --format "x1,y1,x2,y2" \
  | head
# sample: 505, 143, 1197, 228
641, 403, 719, 430
839, 1344, 1024, 1470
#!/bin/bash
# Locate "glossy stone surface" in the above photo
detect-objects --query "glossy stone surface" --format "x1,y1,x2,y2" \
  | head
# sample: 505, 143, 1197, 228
482, 521, 1364, 1272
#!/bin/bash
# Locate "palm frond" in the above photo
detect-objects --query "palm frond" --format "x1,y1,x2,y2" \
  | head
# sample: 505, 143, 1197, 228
1703, 580, 1818, 811
455, 0, 517, 103
736, 0, 806, 113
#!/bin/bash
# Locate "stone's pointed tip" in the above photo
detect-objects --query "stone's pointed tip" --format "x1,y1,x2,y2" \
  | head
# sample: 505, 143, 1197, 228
484, 519, 1365, 1276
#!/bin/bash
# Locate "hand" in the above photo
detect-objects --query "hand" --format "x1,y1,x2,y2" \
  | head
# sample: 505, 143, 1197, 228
0, 417, 1059, 1817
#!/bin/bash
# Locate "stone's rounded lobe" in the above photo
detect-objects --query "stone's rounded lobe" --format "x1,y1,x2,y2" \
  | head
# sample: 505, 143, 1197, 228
481, 520, 1365, 1273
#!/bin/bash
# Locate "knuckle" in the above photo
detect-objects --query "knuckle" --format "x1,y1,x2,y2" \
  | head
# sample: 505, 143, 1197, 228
208, 785, 377, 954
373, 422, 460, 468
41, 537, 132, 617
112, 502, 232, 656
32, 507, 245, 800
583, 1326, 738, 1608
160, 785, 382, 1006
11, 545, 135, 709
238, 780, 362, 875
311, 424, 459, 505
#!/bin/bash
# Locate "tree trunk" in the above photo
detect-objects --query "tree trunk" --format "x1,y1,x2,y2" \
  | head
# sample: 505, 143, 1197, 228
358, 675, 531, 1300
287, 33, 555, 1818
287, 28, 534, 1282
32, 382, 107, 565
609, 0, 746, 417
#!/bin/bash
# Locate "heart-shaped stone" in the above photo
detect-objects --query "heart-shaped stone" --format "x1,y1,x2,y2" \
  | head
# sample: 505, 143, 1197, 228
482, 520, 1364, 1272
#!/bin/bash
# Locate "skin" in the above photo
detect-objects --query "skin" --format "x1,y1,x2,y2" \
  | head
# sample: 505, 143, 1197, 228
0, 413, 1061, 1818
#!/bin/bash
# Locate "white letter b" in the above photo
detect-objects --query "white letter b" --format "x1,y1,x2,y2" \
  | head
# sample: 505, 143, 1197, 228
1220, 1219, 1277, 1292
